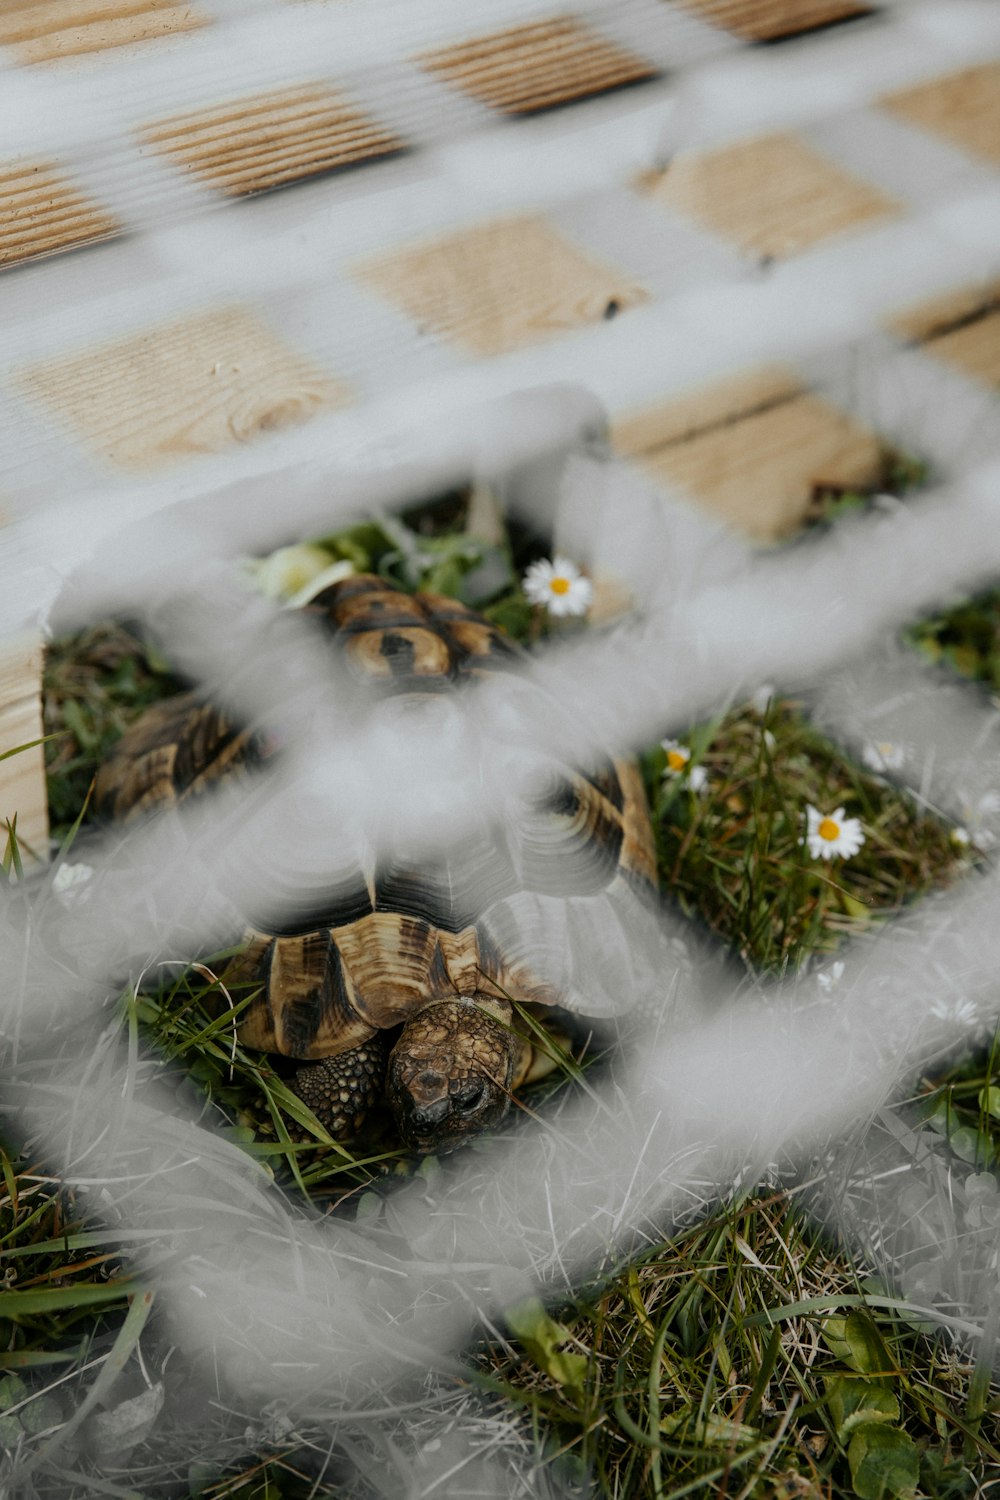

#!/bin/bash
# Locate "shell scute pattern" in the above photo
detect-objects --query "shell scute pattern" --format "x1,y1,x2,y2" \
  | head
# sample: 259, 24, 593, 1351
95, 574, 660, 1147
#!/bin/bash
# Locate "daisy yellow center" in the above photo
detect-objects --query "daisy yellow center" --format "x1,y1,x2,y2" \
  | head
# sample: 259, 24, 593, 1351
818, 817, 840, 842
550, 576, 571, 595
667, 750, 688, 771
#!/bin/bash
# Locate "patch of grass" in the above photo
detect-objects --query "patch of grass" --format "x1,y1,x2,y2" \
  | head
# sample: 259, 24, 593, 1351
643, 699, 970, 974
807, 452, 930, 530
478, 1183, 1000, 1499
907, 587, 1000, 697
16, 488, 1000, 1498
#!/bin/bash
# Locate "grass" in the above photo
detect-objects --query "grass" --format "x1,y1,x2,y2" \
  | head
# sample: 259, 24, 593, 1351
5, 477, 1000, 1497
907, 588, 1000, 701
643, 699, 972, 975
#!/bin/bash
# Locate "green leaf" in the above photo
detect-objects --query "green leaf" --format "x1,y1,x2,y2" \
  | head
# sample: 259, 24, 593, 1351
979, 1086, 1000, 1121
825, 1376, 899, 1437
839, 1308, 899, 1374
504, 1297, 587, 1396
949, 1126, 988, 1165
848, 1422, 919, 1499
840, 891, 871, 921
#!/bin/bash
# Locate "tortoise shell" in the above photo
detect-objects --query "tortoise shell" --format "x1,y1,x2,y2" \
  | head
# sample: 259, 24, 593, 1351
94, 574, 658, 1147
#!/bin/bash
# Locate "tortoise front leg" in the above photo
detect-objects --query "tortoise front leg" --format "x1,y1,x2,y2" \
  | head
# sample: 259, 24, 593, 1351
293, 1033, 389, 1139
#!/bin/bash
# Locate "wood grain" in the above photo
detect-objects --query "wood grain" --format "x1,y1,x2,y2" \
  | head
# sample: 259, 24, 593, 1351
419, 16, 657, 116
916, 310, 1000, 392
18, 306, 348, 471
0, 0, 208, 66
0, 634, 47, 863
888, 280, 1000, 345
675, 0, 872, 43
883, 64, 1000, 168
638, 132, 897, 260
0, 160, 120, 269
614, 368, 885, 541
353, 215, 647, 357
888, 280, 1000, 389
140, 84, 406, 198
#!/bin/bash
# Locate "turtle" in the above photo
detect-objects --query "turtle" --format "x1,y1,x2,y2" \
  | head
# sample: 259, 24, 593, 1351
94, 573, 659, 1153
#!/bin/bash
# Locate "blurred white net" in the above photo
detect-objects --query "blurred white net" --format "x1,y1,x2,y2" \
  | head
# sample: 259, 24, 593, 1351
3, 0, 1000, 1494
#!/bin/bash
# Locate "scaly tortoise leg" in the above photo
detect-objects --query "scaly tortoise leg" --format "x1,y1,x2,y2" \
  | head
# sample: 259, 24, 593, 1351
293, 1033, 389, 1139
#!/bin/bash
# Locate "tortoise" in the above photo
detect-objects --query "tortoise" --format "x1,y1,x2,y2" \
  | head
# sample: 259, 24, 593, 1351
94, 573, 658, 1153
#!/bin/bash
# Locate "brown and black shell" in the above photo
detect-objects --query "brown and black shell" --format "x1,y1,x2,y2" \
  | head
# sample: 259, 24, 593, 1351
94, 574, 658, 1060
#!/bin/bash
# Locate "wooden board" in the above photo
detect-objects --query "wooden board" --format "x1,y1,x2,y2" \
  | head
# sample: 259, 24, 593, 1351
0, 159, 120, 269
139, 84, 406, 199
17, 306, 347, 471
888, 282, 1000, 390
614, 366, 885, 541
419, 16, 658, 116
0, 635, 47, 863
888, 280, 1000, 346
638, 132, 897, 260
353, 215, 648, 357
675, 0, 873, 43
0, 0, 208, 67
883, 64, 1000, 168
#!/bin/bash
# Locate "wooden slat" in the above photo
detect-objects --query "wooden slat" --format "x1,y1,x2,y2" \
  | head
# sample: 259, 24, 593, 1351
139, 84, 406, 198
0, 160, 119, 269
914, 311, 1000, 392
419, 16, 657, 116
888, 280, 1000, 389
18, 306, 348, 471
614, 368, 885, 541
0, 634, 47, 864
638, 132, 897, 260
353, 215, 648, 357
614, 367, 802, 455
0, 0, 208, 65
675, 0, 872, 43
882, 64, 1000, 168
888, 280, 1000, 345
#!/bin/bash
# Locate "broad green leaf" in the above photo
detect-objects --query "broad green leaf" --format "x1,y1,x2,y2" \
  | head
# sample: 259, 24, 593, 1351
848, 1422, 919, 1499
90, 1382, 164, 1458
839, 1308, 893, 1374
504, 1297, 587, 1396
0, 1374, 27, 1408
825, 1376, 899, 1437
979, 1086, 1000, 1121
949, 1126, 988, 1165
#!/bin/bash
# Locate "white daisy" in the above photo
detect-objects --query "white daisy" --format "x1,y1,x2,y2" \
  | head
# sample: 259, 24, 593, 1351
930, 996, 978, 1027
861, 739, 910, 773
661, 738, 691, 775
661, 740, 709, 793
804, 804, 865, 861
522, 556, 592, 617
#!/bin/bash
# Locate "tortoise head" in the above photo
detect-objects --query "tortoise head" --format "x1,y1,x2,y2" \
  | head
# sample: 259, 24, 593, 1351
386, 996, 519, 1153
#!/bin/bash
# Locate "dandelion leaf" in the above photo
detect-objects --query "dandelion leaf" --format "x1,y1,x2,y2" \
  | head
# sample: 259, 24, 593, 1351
847, 1422, 919, 1500
504, 1297, 587, 1396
